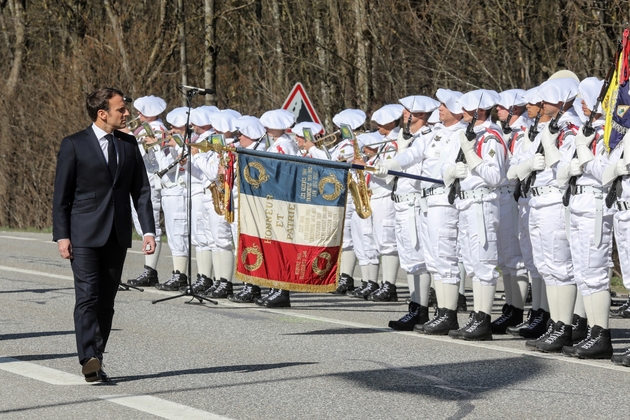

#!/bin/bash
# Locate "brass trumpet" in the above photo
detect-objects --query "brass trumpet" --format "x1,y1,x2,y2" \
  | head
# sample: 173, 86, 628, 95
126, 115, 141, 131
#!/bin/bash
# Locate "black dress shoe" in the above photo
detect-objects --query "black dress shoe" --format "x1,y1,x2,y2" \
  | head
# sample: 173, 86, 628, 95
82, 357, 101, 382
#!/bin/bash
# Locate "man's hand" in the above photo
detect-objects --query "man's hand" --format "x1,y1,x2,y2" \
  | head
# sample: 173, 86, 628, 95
58, 239, 73, 259
143, 235, 156, 255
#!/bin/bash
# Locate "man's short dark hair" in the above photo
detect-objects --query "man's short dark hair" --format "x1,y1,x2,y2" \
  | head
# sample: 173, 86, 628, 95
86, 87, 125, 122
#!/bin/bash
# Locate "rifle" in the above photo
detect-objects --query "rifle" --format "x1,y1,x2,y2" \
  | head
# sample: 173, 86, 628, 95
513, 107, 543, 201
447, 94, 483, 204
501, 93, 519, 135
402, 112, 413, 140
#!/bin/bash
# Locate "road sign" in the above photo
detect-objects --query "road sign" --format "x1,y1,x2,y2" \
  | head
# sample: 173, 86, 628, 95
281, 83, 321, 124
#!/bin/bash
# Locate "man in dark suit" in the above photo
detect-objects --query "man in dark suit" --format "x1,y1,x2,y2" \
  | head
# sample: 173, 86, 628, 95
52, 87, 156, 382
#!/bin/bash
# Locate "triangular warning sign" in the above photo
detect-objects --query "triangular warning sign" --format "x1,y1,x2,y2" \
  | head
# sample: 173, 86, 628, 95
281, 83, 321, 124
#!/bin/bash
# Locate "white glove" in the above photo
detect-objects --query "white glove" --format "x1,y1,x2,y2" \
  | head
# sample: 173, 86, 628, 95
603, 159, 630, 186
506, 165, 519, 180
373, 162, 389, 177
575, 129, 596, 165
396, 128, 413, 153
443, 162, 468, 187
541, 124, 562, 166
575, 129, 595, 148
459, 131, 483, 170
521, 128, 533, 152
372, 158, 402, 180
515, 153, 544, 180
568, 158, 583, 176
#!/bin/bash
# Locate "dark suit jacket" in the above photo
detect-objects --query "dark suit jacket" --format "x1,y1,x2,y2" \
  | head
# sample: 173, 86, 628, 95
52, 126, 155, 248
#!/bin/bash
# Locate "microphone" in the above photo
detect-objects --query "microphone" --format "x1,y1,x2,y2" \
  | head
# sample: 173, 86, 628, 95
179, 85, 215, 95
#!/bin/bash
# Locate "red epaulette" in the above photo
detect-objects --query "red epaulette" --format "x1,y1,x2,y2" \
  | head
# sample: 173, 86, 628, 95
557, 123, 579, 148
476, 128, 507, 158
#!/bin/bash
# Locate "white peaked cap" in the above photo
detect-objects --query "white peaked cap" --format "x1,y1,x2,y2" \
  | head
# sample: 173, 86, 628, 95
260, 109, 295, 129
210, 110, 238, 133
166, 107, 189, 127
358, 131, 384, 148
291, 122, 324, 137
190, 107, 214, 126
435, 88, 463, 114
578, 77, 604, 114
371, 104, 404, 125
398, 95, 440, 113
333, 109, 366, 129
133, 95, 167, 118
428, 109, 440, 123
538, 78, 579, 104
235, 116, 266, 139
522, 86, 541, 104
457, 89, 500, 111
497, 89, 527, 108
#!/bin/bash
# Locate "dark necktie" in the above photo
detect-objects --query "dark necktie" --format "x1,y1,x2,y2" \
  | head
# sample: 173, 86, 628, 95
106, 134, 117, 179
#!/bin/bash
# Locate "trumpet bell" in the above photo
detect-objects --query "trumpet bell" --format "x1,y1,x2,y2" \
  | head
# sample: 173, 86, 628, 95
126, 116, 141, 130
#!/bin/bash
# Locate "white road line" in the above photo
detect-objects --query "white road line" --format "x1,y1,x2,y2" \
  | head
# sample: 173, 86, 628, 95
1, 264, 628, 373
0, 235, 45, 242
0, 357, 86, 385
99, 395, 233, 420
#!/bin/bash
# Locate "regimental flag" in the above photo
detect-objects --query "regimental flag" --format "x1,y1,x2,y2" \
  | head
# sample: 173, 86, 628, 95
235, 149, 349, 292
603, 29, 630, 152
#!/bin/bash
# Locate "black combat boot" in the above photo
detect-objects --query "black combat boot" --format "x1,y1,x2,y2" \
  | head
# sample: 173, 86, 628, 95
570, 314, 588, 344
351, 280, 379, 300
529, 320, 572, 353
264, 289, 291, 308
610, 296, 630, 318
369, 281, 398, 302
573, 325, 613, 360
448, 311, 475, 339
156, 271, 187, 291
389, 302, 428, 331
127, 265, 159, 287
491, 305, 524, 334
611, 348, 630, 367
190, 274, 213, 294
229, 284, 262, 303
458, 311, 493, 341
331, 274, 355, 295
347, 281, 367, 298
210, 278, 234, 298
255, 288, 276, 306
420, 308, 459, 335
516, 308, 550, 339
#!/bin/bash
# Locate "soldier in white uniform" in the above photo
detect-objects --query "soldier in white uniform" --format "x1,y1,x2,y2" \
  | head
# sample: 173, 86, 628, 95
512, 77, 582, 351
490, 89, 531, 333
254, 109, 299, 308
374, 95, 439, 330
558, 77, 614, 359
126, 95, 167, 287
351, 105, 402, 302
441, 89, 506, 341
329, 109, 367, 294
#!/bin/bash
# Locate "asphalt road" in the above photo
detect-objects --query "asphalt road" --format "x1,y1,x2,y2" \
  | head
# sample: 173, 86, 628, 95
1, 231, 629, 419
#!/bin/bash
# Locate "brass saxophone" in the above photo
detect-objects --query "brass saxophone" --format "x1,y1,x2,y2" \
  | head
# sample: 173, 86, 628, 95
209, 174, 226, 216
348, 138, 372, 219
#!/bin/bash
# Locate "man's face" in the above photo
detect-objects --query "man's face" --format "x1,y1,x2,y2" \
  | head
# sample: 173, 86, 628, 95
376, 121, 396, 135
238, 133, 254, 148
496, 105, 509, 121
100, 95, 129, 130
526, 102, 541, 119
543, 101, 561, 118
581, 99, 592, 117
462, 109, 474, 123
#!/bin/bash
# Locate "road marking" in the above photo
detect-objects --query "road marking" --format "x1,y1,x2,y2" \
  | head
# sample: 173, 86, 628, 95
100, 395, 233, 420
0, 235, 45, 242
0, 357, 85, 385
1, 263, 628, 373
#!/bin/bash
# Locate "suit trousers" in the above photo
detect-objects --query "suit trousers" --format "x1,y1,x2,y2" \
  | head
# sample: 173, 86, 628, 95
71, 227, 127, 365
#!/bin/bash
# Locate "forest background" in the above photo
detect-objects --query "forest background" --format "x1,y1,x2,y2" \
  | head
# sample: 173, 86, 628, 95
0, 0, 628, 230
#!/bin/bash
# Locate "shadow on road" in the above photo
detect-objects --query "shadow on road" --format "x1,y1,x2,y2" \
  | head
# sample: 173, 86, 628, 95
0, 330, 74, 341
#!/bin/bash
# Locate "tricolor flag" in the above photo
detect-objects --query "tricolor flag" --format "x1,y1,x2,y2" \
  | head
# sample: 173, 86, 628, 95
235, 149, 349, 292
603, 29, 630, 152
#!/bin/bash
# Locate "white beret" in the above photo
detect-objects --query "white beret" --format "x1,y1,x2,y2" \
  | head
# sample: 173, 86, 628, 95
398, 95, 440, 113
209, 110, 238, 133
260, 109, 295, 129
190, 107, 214, 126
435, 88, 463, 114
497, 89, 527, 108
166, 107, 189, 127
220, 108, 242, 119
333, 109, 366, 129
457, 89, 500, 111
428, 109, 440, 124
198, 105, 220, 114
578, 77, 604, 114
522, 86, 541, 104
291, 122, 324, 137
548, 69, 580, 82
537, 78, 579, 104
371, 104, 404, 125
133, 95, 167, 118
358, 131, 384, 148
235, 116, 266, 139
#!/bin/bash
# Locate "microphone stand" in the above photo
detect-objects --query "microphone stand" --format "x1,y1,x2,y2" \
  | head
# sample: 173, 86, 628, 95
152, 87, 217, 306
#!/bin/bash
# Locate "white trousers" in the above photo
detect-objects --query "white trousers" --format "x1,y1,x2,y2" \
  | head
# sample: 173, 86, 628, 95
191, 189, 211, 250
350, 211, 379, 266
517, 199, 540, 277
202, 191, 233, 252
422, 204, 460, 283
370, 195, 398, 255
614, 209, 630, 290
498, 192, 524, 273
394, 201, 425, 274
162, 192, 188, 257
342, 197, 355, 251
570, 208, 613, 296
459, 199, 500, 285
529, 202, 573, 286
